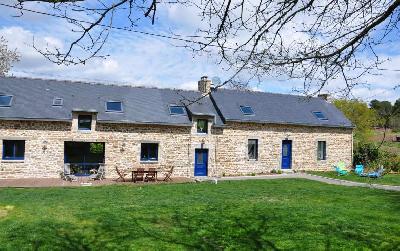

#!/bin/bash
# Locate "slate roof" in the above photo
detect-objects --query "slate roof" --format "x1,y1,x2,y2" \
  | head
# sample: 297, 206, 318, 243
0, 76, 352, 128
0, 77, 224, 126
211, 88, 353, 128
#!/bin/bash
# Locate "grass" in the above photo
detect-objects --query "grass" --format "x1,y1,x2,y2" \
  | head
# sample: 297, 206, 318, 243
370, 129, 400, 155
308, 171, 400, 186
0, 180, 399, 250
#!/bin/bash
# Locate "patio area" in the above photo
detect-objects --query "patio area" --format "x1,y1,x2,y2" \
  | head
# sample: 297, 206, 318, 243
0, 177, 194, 188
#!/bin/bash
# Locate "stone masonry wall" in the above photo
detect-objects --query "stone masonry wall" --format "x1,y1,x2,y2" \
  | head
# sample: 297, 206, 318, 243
0, 119, 352, 179
214, 122, 353, 176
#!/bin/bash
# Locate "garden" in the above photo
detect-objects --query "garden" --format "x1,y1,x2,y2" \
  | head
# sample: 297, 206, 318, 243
0, 179, 399, 250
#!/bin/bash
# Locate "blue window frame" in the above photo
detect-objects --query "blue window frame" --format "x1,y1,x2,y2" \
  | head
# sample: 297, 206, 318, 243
78, 115, 92, 130
140, 143, 158, 161
2, 140, 25, 160
240, 105, 254, 115
106, 101, 123, 112
169, 105, 185, 115
313, 111, 328, 120
0, 95, 13, 107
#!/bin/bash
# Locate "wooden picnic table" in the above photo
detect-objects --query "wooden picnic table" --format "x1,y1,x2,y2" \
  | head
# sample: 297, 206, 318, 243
131, 168, 158, 182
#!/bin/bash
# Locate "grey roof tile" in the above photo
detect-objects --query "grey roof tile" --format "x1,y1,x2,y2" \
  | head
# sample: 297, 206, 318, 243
211, 88, 353, 128
0, 77, 352, 128
0, 77, 224, 126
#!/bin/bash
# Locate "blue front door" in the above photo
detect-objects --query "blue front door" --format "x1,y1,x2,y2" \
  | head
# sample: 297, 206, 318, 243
281, 140, 292, 169
194, 149, 208, 176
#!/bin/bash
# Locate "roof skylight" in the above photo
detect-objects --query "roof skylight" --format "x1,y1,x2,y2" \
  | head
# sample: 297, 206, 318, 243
240, 105, 254, 115
52, 97, 63, 106
313, 111, 328, 120
0, 95, 13, 107
106, 101, 123, 112
169, 105, 185, 115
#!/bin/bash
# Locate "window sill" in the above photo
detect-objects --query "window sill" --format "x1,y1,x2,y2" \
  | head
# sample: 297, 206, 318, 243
140, 160, 159, 164
194, 133, 208, 136
248, 159, 258, 162
1, 159, 25, 163
78, 130, 92, 133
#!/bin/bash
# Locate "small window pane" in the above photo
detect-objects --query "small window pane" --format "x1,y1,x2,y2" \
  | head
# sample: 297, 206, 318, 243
196, 152, 204, 164
141, 143, 158, 161
106, 101, 123, 112
248, 139, 258, 160
240, 106, 254, 115
2, 140, 25, 160
169, 105, 185, 115
317, 141, 327, 160
313, 111, 328, 120
0, 95, 13, 107
197, 119, 208, 134
78, 115, 92, 130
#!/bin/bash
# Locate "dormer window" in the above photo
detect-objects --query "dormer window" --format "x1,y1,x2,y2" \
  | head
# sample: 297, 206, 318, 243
78, 115, 92, 131
0, 95, 13, 107
169, 105, 185, 115
240, 105, 254, 115
313, 111, 328, 120
52, 97, 63, 106
197, 119, 208, 134
106, 101, 123, 112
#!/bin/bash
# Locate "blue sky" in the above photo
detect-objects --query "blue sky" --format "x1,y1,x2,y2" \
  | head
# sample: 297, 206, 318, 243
0, 1, 398, 103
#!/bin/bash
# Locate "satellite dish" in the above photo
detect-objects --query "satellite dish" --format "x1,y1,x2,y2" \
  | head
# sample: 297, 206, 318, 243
211, 76, 221, 86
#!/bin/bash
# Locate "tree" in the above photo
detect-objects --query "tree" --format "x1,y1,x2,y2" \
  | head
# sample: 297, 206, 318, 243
333, 99, 378, 143
369, 98, 400, 147
5, 0, 400, 93
370, 99, 400, 128
0, 36, 19, 76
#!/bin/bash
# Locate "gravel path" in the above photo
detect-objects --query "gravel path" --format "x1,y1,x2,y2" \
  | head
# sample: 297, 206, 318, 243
218, 173, 400, 192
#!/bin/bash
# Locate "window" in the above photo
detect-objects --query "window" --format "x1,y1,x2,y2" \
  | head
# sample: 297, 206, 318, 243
141, 143, 158, 161
2, 140, 25, 160
313, 111, 328, 120
240, 105, 254, 115
169, 105, 185, 115
197, 119, 208, 134
78, 115, 92, 131
0, 95, 13, 107
106, 101, 123, 112
248, 139, 258, 160
317, 141, 327, 160
52, 97, 63, 106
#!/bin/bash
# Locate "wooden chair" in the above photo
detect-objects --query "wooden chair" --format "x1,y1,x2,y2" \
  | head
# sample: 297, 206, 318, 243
89, 164, 105, 181
162, 166, 174, 182
145, 168, 157, 182
61, 164, 77, 182
133, 168, 145, 183
115, 166, 128, 182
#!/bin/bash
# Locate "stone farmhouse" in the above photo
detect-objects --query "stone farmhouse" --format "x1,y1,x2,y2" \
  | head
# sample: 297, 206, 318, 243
0, 76, 353, 179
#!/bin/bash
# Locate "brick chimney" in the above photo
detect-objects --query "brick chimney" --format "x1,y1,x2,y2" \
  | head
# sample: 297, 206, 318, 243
198, 76, 212, 94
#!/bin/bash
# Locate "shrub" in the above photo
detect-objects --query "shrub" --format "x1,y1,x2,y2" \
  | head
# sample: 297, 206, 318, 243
379, 152, 400, 173
353, 143, 380, 167
354, 142, 400, 172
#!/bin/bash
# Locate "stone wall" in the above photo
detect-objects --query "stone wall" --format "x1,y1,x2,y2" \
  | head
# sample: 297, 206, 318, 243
0, 119, 352, 179
214, 122, 353, 176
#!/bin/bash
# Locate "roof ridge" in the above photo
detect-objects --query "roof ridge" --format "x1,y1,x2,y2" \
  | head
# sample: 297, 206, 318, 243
215, 87, 323, 100
0, 76, 200, 94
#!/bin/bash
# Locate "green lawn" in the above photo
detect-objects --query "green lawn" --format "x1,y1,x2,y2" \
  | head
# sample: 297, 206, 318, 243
0, 180, 399, 250
308, 171, 400, 186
